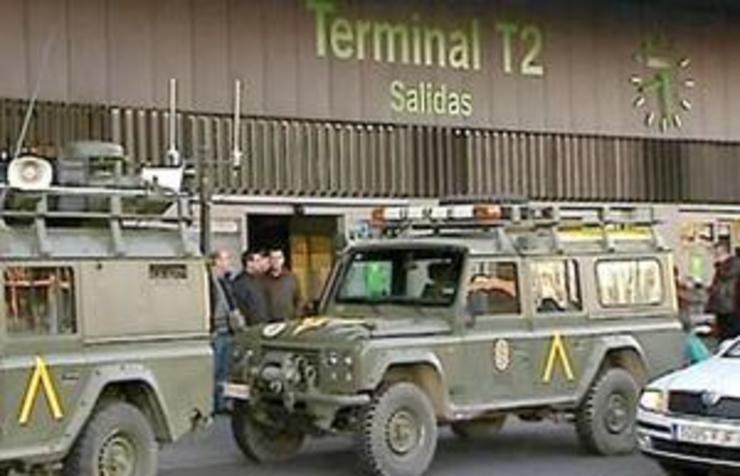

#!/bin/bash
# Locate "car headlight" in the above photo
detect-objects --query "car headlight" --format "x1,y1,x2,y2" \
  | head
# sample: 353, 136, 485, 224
639, 389, 667, 413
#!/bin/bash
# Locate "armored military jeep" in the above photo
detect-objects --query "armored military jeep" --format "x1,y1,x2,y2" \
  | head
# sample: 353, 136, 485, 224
0, 143, 212, 475
226, 201, 684, 476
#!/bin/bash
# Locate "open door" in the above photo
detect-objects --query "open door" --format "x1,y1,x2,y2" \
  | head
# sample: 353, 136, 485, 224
248, 214, 338, 310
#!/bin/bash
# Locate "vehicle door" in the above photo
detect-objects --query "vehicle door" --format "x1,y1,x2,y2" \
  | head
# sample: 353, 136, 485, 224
526, 258, 591, 402
460, 258, 534, 407
0, 263, 87, 451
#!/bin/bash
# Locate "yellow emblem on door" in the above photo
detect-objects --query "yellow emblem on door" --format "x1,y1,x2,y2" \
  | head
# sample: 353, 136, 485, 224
542, 333, 576, 383
18, 356, 64, 425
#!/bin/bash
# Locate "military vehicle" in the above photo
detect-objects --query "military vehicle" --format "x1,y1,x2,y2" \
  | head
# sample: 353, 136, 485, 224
225, 200, 685, 476
0, 142, 212, 475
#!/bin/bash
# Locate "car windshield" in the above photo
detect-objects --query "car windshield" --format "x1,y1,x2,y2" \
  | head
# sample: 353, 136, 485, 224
724, 340, 740, 358
334, 247, 464, 307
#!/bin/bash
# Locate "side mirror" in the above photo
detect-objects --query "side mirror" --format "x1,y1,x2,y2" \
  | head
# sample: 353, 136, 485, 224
465, 292, 487, 328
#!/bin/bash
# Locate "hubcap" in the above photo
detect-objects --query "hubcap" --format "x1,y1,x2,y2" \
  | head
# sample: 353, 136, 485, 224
386, 409, 423, 455
98, 431, 137, 476
605, 394, 630, 434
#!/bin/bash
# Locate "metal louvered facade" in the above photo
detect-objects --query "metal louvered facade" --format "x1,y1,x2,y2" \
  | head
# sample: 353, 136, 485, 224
2, 98, 740, 204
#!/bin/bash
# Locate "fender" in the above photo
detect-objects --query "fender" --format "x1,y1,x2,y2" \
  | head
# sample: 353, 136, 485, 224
574, 334, 648, 404
360, 349, 452, 416
0, 363, 171, 465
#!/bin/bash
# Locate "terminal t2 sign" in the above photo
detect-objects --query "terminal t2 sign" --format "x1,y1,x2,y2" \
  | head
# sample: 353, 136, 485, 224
306, 0, 546, 119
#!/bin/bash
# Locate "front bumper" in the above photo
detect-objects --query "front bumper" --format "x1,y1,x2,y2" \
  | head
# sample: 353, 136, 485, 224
637, 408, 740, 470
223, 381, 370, 407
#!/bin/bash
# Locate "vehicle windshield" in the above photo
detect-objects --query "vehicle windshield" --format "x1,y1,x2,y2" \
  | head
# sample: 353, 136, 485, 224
724, 340, 740, 358
334, 247, 464, 307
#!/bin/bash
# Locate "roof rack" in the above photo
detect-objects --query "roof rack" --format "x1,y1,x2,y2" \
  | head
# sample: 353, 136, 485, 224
0, 184, 193, 257
370, 201, 665, 252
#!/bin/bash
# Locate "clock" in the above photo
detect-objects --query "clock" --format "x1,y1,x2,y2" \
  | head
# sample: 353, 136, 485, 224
630, 34, 695, 132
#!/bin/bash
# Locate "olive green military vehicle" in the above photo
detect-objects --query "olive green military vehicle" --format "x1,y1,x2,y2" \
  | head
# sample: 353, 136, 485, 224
226, 201, 685, 476
0, 143, 212, 475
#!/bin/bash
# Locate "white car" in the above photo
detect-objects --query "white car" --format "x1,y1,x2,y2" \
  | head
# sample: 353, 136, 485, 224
637, 338, 740, 476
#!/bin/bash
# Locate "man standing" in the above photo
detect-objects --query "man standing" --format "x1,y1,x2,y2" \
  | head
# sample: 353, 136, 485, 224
231, 249, 269, 326
264, 247, 303, 322
208, 249, 239, 414
706, 242, 740, 341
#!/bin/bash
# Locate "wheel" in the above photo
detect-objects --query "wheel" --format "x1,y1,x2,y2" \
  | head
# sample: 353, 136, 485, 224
63, 401, 158, 476
230, 400, 305, 463
658, 461, 711, 476
355, 382, 438, 476
575, 368, 639, 456
451, 415, 506, 439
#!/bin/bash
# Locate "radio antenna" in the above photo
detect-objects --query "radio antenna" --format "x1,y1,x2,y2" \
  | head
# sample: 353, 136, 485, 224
232, 79, 244, 167
166, 78, 181, 166
13, 25, 58, 160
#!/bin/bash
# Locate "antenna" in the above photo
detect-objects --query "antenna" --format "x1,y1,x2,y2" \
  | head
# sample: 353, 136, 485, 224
232, 79, 244, 167
166, 78, 181, 166
13, 26, 58, 160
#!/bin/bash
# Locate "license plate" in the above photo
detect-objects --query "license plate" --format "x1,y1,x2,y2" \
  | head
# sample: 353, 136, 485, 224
222, 383, 250, 400
676, 423, 740, 447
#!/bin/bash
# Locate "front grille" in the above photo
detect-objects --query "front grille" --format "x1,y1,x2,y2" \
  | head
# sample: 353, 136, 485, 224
262, 346, 321, 368
260, 346, 322, 390
668, 391, 740, 421
652, 437, 740, 463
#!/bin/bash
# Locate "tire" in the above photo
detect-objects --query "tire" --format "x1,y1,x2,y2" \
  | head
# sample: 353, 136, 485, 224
230, 400, 305, 463
658, 461, 711, 476
63, 401, 158, 476
451, 415, 506, 440
355, 383, 438, 476
575, 368, 639, 456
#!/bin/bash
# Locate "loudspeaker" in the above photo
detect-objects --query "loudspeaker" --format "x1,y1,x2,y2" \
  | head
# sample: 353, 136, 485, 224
7, 156, 54, 191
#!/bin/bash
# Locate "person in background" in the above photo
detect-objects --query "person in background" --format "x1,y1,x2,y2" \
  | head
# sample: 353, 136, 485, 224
208, 249, 240, 414
706, 241, 740, 341
231, 249, 269, 326
264, 247, 303, 322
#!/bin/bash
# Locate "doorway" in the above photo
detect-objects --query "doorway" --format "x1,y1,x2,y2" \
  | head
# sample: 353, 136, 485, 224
247, 215, 339, 305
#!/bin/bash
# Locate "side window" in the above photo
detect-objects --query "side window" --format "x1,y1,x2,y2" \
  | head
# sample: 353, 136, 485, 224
3, 267, 77, 336
467, 261, 521, 315
596, 259, 663, 307
531, 260, 582, 313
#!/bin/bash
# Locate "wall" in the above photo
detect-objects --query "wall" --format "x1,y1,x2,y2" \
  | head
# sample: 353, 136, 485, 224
1, 0, 739, 141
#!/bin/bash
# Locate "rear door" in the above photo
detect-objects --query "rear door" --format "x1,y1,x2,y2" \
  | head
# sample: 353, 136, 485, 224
527, 258, 591, 402
0, 264, 87, 453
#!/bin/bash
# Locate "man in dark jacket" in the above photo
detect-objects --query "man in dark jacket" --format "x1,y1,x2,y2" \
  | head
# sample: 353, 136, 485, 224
231, 249, 270, 326
706, 242, 740, 341
264, 248, 303, 322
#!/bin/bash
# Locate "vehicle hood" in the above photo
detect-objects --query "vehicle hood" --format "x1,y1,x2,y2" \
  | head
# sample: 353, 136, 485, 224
255, 315, 450, 345
652, 357, 740, 397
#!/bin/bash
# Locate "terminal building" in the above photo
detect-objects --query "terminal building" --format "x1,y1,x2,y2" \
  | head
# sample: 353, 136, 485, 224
1, 0, 739, 300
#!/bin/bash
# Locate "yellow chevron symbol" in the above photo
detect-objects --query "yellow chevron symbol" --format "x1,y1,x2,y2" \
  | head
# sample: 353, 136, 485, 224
18, 356, 64, 425
292, 317, 331, 336
542, 333, 575, 383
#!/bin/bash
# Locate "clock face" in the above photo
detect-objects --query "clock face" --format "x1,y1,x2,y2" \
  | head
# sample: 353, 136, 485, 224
630, 34, 695, 132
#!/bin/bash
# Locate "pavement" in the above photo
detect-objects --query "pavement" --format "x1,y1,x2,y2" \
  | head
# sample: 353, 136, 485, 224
159, 416, 666, 476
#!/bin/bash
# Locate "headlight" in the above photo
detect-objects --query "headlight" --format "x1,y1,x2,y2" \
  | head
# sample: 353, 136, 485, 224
639, 389, 667, 413
323, 350, 355, 382
327, 352, 340, 366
